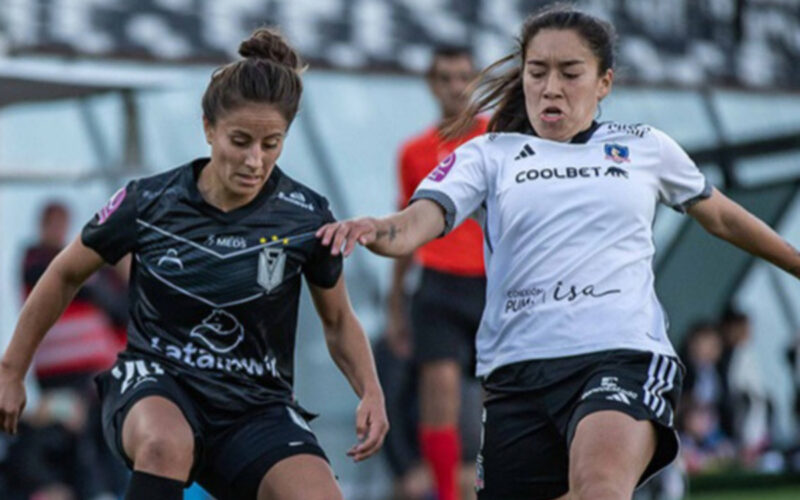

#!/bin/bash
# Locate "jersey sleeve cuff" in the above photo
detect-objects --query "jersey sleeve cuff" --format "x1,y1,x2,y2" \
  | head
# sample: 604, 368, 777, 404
80, 224, 124, 264
671, 179, 713, 214
410, 189, 457, 235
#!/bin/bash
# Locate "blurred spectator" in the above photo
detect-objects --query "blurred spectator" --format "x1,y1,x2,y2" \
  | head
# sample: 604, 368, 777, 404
678, 321, 734, 475
719, 308, 769, 466
681, 321, 727, 413
10, 201, 129, 500
679, 400, 736, 474
22, 202, 126, 380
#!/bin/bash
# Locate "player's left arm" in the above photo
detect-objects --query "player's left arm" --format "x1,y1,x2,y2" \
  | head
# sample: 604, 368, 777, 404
308, 275, 388, 462
688, 187, 800, 278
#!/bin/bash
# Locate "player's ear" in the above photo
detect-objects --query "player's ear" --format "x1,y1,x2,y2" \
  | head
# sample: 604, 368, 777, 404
597, 68, 613, 102
203, 116, 215, 145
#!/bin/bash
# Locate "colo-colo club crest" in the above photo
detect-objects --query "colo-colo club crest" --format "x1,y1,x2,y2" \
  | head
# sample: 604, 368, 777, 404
258, 247, 286, 292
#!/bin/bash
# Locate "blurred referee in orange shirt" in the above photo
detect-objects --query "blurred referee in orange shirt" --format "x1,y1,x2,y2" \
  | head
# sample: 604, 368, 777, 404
386, 46, 487, 500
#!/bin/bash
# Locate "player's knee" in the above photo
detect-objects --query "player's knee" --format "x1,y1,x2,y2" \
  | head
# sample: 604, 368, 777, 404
132, 432, 194, 474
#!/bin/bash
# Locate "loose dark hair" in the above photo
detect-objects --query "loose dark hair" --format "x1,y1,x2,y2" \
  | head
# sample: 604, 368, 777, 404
202, 27, 306, 126
427, 45, 474, 78
445, 4, 616, 137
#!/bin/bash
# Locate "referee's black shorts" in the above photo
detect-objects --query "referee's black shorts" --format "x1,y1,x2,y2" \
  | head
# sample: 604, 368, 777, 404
411, 267, 486, 372
95, 356, 328, 500
476, 349, 683, 500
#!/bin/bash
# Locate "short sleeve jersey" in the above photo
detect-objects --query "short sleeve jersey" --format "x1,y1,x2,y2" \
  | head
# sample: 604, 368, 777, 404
411, 122, 711, 377
398, 118, 488, 276
82, 159, 342, 415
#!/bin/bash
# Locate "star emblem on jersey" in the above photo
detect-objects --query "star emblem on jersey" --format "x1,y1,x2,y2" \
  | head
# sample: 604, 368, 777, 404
604, 143, 630, 163
189, 309, 245, 353
514, 143, 535, 160
258, 248, 287, 292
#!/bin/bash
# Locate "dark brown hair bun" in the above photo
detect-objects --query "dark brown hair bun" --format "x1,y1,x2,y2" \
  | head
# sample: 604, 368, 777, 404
238, 27, 304, 72
202, 27, 305, 126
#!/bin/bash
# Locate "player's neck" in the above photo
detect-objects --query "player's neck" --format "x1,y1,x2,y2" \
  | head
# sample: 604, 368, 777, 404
197, 164, 259, 213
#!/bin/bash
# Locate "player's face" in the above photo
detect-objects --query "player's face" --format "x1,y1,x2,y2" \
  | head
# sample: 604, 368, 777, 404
41, 209, 68, 248
522, 29, 612, 142
429, 55, 474, 118
203, 103, 288, 201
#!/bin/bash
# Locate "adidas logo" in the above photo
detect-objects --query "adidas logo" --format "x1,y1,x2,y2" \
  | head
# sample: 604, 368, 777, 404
606, 392, 631, 405
514, 144, 535, 160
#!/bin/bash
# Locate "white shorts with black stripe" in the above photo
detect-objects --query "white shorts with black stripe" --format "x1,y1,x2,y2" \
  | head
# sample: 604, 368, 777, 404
477, 349, 684, 500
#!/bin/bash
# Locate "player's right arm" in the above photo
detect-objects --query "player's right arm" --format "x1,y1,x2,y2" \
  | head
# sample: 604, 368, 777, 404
0, 237, 105, 434
317, 138, 488, 259
316, 199, 446, 258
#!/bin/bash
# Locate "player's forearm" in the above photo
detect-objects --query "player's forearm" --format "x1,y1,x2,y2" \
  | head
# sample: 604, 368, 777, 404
366, 213, 414, 257
714, 202, 800, 278
1, 265, 83, 377
367, 201, 444, 258
323, 313, 383, 400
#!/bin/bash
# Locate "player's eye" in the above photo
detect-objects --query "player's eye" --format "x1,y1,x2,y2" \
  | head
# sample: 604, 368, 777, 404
264, 141, 280, 149
231, 137, 249, 147
563, 73, 580, 79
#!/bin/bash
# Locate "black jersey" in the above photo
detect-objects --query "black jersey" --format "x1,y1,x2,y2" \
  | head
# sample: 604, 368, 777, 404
82, 159, 342, 417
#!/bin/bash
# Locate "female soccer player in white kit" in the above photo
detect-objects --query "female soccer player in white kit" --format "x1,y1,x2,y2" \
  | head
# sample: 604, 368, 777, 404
318, 6, 800, 500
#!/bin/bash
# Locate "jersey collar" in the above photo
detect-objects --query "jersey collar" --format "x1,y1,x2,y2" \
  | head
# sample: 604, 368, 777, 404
526, 120, 601, 144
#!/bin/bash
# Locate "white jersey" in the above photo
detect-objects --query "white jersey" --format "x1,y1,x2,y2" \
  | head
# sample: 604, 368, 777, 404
411, 122, 710, 377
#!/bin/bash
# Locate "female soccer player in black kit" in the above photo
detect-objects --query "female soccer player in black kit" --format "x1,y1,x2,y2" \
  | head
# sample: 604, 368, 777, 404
0, 28, 387, 500
317, 6, 800, 500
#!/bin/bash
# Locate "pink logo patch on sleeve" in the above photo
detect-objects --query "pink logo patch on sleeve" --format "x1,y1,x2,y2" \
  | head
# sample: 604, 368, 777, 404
97, 187, 127, 224
427, 152, 456, 182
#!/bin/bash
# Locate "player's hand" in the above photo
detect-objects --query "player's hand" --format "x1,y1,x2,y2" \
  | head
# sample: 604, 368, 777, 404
347, 390, 388, 462
0, 365, 27, 435
316, 217, 380, 257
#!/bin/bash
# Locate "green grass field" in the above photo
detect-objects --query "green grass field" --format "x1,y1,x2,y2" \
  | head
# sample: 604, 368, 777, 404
689, 487, 800, 499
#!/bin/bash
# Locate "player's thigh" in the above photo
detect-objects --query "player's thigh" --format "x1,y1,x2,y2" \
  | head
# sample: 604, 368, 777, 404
257, 454, 342, 500
197, 404, 330, 499
96, 358, 199, 480
567, 350, 682, 496
568, 410, 656, 495
122, 396, 195, 472
566, 350, 683, 494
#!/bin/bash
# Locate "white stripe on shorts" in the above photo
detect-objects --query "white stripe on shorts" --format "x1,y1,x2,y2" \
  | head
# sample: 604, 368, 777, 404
643, 354, 678, 419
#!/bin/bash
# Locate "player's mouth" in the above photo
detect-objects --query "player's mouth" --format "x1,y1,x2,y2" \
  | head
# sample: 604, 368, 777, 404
540, 106, 565, 123
234, 173, 262, 187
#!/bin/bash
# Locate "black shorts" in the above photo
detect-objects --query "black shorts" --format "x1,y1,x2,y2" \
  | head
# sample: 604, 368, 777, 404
411, 268, 486, 371
95, 357, 328, 500
476, 349, 683, 500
